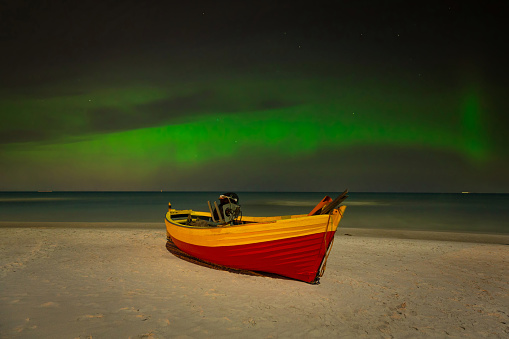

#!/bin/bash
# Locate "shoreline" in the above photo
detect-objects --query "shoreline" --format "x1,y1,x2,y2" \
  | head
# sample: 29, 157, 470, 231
1, 222, 508, 245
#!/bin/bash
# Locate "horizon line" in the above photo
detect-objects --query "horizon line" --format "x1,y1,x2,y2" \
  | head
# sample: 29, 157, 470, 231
0, 190, 507, 194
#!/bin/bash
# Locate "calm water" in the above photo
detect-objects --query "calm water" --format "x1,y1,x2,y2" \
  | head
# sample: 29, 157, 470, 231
0, 191, 508, 234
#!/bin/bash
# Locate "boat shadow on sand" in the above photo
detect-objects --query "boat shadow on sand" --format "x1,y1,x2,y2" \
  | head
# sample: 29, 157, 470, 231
166, 238, 292, 281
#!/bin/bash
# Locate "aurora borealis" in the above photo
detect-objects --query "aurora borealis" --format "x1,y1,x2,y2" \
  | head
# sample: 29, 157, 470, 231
1, 1, 507, 192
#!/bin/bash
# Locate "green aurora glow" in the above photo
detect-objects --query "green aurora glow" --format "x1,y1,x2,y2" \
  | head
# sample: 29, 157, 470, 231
0, 79, 494, 191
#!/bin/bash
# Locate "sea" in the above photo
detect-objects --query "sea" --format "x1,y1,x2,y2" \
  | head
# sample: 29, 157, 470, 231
0, 191, 508, 234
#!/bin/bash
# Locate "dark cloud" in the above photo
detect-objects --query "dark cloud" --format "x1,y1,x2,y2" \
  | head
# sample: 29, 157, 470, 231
0, 87, 300, 145
86, 92, 299, 133
0, 129, 51, 145
85, 107, 133, 133
137, 90, 216, 119
138, 91, 298, 117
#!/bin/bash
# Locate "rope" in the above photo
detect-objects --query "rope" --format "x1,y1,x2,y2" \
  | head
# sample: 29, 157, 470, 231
318, 207, 344, 278
318, 212, 333, 278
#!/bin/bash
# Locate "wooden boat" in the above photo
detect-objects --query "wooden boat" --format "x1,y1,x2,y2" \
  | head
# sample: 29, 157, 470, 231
165, 191, 348, 283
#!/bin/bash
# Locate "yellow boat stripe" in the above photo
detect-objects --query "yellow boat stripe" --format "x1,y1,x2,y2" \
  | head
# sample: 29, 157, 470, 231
166, 206, 345, 247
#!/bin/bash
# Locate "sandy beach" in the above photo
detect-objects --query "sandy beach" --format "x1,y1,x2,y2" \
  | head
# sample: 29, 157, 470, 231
1, 224, 508, 338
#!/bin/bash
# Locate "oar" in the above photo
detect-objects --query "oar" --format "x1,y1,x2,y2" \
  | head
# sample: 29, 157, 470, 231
208, 201, 217, 222
214, 201, 225, 223
321, 189, 349, 215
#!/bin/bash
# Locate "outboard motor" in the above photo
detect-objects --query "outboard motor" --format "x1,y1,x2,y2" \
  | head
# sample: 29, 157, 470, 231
221, 201, 241, 224
214, 192, 241, 224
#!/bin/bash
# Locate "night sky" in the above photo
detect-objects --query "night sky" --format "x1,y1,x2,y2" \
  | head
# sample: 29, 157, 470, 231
1, 1, 508, 192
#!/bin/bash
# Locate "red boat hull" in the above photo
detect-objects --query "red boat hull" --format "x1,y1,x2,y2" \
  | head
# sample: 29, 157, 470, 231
170, 230, 336, 283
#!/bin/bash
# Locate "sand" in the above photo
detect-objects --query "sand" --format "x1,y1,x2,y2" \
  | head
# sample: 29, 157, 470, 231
1, 225, 508, 338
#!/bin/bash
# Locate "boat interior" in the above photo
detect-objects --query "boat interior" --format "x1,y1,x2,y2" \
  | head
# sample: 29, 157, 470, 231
167, 209, 308, 228
167, 189, 349, 228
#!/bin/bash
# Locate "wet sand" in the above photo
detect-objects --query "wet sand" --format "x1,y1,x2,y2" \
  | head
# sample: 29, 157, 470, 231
1, 225, 508, 338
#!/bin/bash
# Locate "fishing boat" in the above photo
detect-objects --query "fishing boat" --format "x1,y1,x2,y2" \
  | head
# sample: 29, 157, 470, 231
164, 190, 348, 283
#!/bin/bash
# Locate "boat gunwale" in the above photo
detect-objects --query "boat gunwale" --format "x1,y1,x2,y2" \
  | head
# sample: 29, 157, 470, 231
165, 210, 324, 230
